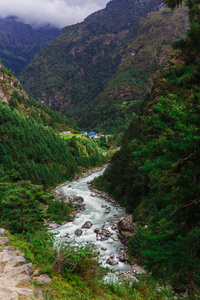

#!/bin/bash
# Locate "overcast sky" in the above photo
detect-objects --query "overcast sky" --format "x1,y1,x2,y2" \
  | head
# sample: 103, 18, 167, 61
0, 0, 109, 28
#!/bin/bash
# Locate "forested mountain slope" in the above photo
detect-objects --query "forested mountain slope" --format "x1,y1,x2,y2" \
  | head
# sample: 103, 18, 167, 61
0, 63, 106, 188
19, 0, 166, 124
0, 17, 61, 75
80, 7, 188, 133
0, 62, 77, 132
94, 0, 200, 297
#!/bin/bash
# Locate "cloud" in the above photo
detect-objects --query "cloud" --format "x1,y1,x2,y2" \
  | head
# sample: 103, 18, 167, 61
0, 0, 109, 28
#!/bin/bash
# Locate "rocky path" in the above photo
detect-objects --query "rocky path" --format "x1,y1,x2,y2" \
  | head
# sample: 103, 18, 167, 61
0, 229, 51, 300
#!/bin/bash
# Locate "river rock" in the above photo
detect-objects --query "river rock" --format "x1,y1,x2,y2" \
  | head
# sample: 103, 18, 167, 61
111, 224, 118, 230
106, 257, 118, 266
131, 264, 147, 275
82, 221, 93, 229
118, 215, 138, 246
48, 222, 59, 230
112, 237, 119, 242
73, 196, 84, 203
119, 253, 129, 262
60, 233, 70, 238
101, 204, 107, 208
101, 247, 107, 251
75, 229, 83, 236
95, 228, 111, 241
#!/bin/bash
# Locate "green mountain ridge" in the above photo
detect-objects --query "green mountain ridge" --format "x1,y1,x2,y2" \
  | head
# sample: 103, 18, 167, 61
80, 7, 189, 133
0, 62, 78, 133
19, 0, 168, 130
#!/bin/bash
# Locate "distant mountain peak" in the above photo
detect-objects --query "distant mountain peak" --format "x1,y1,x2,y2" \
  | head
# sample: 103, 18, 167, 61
0, 17, 61, 75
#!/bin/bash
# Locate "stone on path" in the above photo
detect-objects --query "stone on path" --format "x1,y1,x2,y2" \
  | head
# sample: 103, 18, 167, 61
33, 274, 52, 284
0, 230, 51, 299
0, 228, 6, 235
0, 237, 10, 246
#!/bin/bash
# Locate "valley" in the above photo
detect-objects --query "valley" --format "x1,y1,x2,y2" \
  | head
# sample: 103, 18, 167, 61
1, 0, 200, 298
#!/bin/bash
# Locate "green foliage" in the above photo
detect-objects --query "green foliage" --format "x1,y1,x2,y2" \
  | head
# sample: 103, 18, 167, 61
0, 65, 12, 77
0, 102, 77, 187
100, 88, 200, 294
46, 200, 73, 224
67, 136, 106, 168
0, 178, 53, 234
10, 90, 79, 133
96, 4, 200, 296
7, 229, 179, 299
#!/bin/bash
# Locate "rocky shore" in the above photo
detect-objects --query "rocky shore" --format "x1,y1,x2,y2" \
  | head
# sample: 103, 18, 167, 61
74, 164, 108, 181
0, 229, 51, 299
46, 194, 85, 230
88, 185, 121, 207
46, 165, 108, 230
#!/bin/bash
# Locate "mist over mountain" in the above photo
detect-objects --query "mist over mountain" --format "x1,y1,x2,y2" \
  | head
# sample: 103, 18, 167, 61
20, 0, 168, 130
0, 0, 109, 28
19, 0, 188, 133
0, 17, 61, 75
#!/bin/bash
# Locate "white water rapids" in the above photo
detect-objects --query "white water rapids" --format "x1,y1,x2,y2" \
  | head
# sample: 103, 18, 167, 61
51, 169, 131, 272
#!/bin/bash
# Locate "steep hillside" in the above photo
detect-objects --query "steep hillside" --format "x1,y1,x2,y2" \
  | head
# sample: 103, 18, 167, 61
80, 7, 189, 133
0, 17, 61, 75
0, 62, 106, 188
0, 62, 77, 132
19, 0, 165, 122
94, 0, 200, 296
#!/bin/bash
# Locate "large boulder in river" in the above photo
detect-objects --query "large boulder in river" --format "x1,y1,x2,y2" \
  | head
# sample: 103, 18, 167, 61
118, 215, 137, 246
75, 229, 83, 236
82, 221, 93, 229
106, 257, 118, 266
74, 196, 84, 203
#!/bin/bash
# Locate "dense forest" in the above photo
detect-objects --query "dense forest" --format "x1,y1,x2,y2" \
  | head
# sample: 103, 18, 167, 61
0, 64, 107, 236
94, 0, 200, 298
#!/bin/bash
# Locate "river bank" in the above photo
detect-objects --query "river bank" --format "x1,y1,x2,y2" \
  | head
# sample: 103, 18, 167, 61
47, 165, 109, 230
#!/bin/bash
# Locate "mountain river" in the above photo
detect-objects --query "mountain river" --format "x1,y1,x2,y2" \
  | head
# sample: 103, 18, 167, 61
51, 168, 131, 275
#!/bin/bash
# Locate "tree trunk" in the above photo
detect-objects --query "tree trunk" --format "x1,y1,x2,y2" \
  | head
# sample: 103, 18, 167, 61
20, 204, 25, 234
188, 269, 195, 300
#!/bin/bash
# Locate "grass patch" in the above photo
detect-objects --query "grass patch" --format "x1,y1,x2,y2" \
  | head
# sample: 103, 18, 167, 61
61, 134, 82, 140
